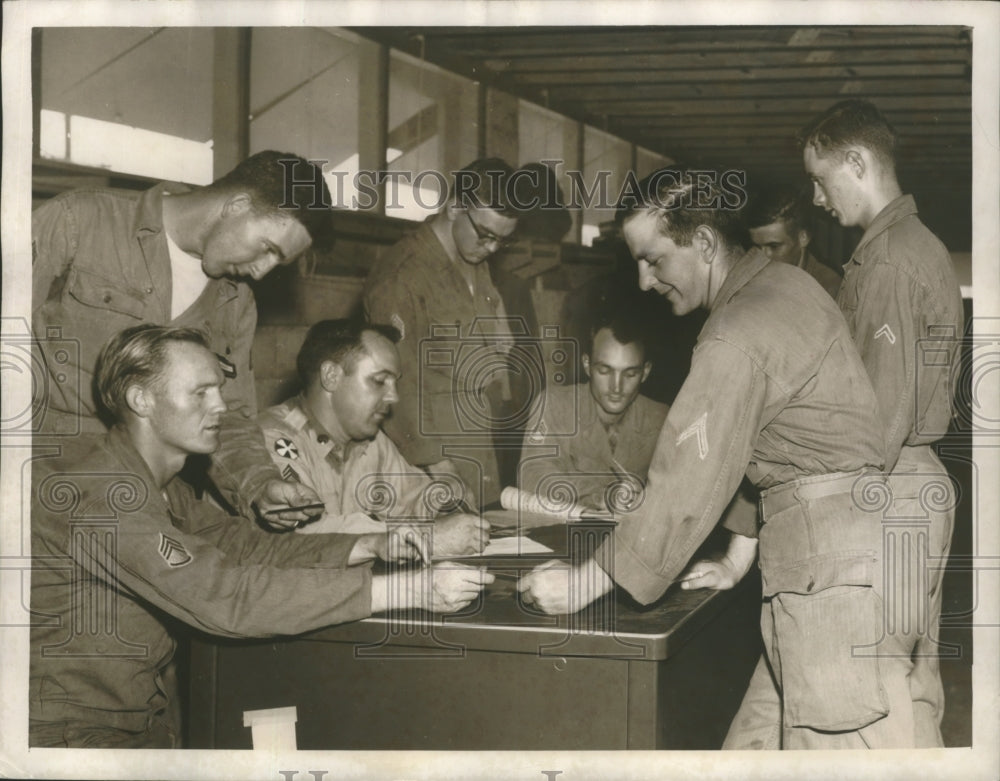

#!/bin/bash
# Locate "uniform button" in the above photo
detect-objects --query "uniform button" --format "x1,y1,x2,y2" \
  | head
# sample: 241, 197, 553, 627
145, 286, 153, 294
103, 294, 112, 303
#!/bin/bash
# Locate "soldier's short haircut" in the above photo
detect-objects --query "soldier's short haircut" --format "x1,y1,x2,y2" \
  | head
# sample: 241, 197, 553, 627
798, 99, 898, 170
296, 318, 401, 386
94, 324, 209, 424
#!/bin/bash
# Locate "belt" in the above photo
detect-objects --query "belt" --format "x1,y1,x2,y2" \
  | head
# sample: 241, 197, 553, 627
759, 468, 883, 521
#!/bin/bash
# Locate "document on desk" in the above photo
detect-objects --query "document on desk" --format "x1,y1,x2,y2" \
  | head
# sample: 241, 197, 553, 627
433, 536, 553, 560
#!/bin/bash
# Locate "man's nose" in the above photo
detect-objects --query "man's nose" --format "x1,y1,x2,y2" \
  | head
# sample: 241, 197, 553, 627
637, 261, 656, 291
384, 383, 400, 405
812, 183, 825, 207
611, 373, 624, 393
209, 389, 227, 415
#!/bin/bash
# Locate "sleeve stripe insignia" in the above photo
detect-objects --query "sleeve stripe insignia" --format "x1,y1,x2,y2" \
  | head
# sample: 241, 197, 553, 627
281, 464, 301, 482
274, 438, 299, 459
874, 324, 897, 344
216, 354, 238, 378
676, 411, 709, 460
158, 533, 193, 568
391, 313, 406, 341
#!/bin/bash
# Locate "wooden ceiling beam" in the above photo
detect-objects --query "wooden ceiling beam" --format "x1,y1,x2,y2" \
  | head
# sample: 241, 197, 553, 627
516, 63, 969, 87
485, 47, 969, 74
546, 78, 969, 103
575, 95, 969, 117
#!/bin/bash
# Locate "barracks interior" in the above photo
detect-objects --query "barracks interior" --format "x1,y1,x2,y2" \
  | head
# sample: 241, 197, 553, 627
25, 25, 977, 752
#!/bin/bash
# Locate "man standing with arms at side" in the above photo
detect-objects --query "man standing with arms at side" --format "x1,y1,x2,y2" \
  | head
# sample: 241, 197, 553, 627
32, 150, 330, 527
745, 181, 842, 298
363, 158, 519, 509
800, 99, 965, 747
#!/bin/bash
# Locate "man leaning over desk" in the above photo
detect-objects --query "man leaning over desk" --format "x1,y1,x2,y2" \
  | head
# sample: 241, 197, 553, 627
32, 150, 329, 529
519, 168, 931, 750
30, 324, 492, 748
363, 158, 520, 509
258, 318, 489, 557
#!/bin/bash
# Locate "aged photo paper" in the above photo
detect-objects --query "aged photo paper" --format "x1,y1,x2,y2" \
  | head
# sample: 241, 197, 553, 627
2, 1, 998, 779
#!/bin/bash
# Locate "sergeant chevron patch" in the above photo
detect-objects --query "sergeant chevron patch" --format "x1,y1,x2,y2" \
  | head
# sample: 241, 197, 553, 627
158, 533, 193, 568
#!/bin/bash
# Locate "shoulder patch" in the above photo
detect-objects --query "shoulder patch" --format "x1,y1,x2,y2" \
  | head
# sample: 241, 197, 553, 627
158, 533, 193, 568
274, 438, 299, 459
281, 464, 301, 483
391, 313, 406, 340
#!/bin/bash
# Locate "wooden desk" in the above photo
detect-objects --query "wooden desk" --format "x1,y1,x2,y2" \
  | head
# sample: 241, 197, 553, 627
187, 522, 761, 750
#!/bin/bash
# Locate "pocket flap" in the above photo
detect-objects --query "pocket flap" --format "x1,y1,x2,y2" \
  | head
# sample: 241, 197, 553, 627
68, 267, 146, 319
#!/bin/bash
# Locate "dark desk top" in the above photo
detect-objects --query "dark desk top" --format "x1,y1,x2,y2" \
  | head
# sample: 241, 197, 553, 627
291, 517, 754, 661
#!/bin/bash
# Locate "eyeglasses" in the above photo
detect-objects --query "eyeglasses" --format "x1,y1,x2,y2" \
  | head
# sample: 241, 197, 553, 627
464, 211, 516, 249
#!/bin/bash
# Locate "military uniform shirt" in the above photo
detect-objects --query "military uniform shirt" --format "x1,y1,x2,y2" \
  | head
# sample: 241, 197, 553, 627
518, 384, 668, 507
600, 250, 885, 604
30, 427, 373, 734
362, 221, 513, 505
32, 183, 280, 516
258, 395, 436, 533
837, 194, 964, 469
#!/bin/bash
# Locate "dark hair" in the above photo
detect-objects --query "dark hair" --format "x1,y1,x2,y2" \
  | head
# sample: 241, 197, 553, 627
798, 99, 898, 169
615, 167, 748, 251
95, 324, 209, 424
587, 303, 647, 360
209, 150, 335, 252
296, 318, 401, 387
449, 157, 518, 217
745, 181, 811, 236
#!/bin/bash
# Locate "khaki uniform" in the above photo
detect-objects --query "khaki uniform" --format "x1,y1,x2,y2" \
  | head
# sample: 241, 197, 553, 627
258, 395, 436, 533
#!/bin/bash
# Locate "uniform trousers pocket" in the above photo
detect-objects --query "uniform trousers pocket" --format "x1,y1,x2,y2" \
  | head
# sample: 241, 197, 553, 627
771, 585, 889, 731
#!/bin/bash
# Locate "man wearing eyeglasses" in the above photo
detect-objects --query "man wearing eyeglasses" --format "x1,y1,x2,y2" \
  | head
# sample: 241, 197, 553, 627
363, 158, 519, 508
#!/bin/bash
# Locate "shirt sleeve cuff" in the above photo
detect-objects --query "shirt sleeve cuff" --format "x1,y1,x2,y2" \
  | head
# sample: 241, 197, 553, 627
596, 534, 675, 606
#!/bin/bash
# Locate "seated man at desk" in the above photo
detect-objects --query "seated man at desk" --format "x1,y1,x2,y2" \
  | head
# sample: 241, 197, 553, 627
517, 305, 668, 513
519, 168, 927, 750
258, 318, 488, 556
29, 324, 492, 748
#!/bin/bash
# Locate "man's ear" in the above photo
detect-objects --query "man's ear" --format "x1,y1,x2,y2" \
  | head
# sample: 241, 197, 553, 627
797, 229, 811, 251
221, 192, 253, 218
319, 360, 344, 391
693, 224, 717, 263
125, 384, 153, 419
641, 360, 653, 384
844, 148, 866, 179
581, 353, 591, 379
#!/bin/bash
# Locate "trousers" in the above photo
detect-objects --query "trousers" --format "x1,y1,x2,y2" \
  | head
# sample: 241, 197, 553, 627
723, 457, 954, 749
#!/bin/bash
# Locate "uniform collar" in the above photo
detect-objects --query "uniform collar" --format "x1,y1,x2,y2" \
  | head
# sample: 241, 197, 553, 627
851, 194, 917, 263
290, 394, 371, 459
579, 385, 644, 433
104, 425, 182, 514
136, 181, 241, 305
710, 246, 769, 312
133, 181, 192, 239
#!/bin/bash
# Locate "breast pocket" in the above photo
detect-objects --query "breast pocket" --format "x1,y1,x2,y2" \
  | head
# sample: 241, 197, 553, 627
67, 267, 146, 319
